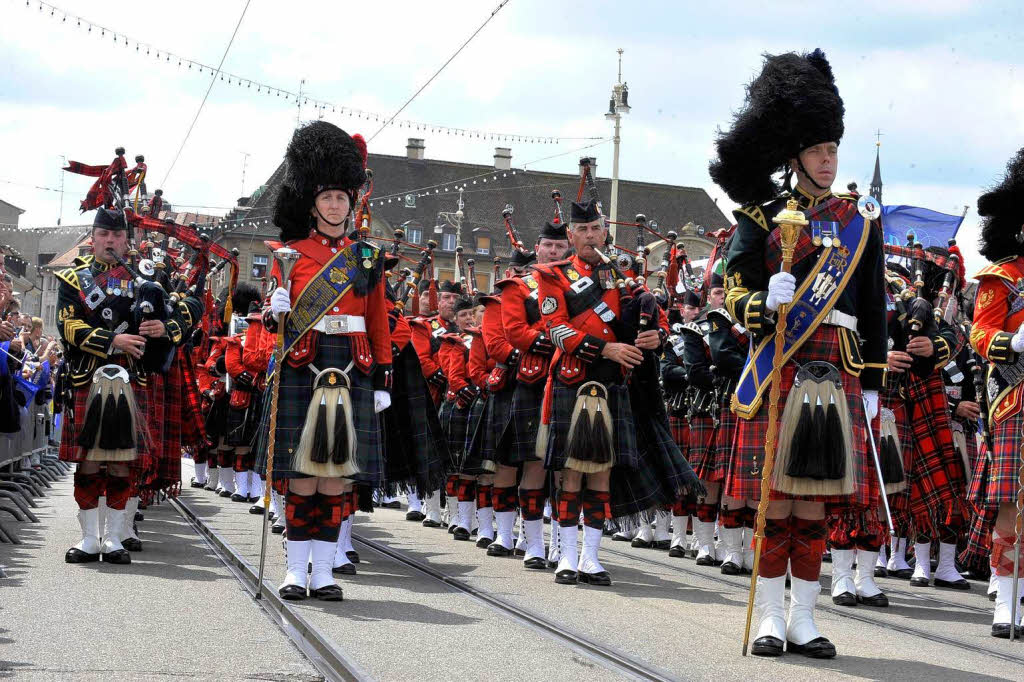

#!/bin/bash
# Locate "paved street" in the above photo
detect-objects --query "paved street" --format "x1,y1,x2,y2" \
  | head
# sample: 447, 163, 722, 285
3, 460, 1021, 681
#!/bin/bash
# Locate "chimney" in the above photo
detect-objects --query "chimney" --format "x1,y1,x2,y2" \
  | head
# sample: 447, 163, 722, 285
493, 147, 512, 170
406, 138, 425, 160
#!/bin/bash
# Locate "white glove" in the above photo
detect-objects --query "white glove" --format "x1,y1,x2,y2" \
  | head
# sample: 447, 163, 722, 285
270, 287, 291, 319
765, 272, 797, 311
1012, 322, 1024, 353
373, 390, 391, 413
862, 390, 879, 422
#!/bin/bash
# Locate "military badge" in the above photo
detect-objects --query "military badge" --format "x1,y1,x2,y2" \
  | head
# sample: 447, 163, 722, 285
541, 296, 558, 314
566, 269, 580, 281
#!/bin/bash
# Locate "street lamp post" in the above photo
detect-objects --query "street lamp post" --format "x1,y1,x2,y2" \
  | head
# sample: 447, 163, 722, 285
605, 48, 630, 240
434, 188, 466, 284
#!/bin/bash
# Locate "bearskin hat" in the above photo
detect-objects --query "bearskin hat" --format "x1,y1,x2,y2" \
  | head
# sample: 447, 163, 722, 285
978, 147, 1024, 261
273, 121, 368, 243
709, 48, 844, 207
231, 282, 262, 318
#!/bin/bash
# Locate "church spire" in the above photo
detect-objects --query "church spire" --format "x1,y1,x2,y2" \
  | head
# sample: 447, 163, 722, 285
869, 131, 883, 204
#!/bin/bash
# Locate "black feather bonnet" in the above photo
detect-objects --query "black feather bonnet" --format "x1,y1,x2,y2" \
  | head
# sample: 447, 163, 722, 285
273, 121, 368, 242
978, 148, 1024, 261
709, 48, 844, 207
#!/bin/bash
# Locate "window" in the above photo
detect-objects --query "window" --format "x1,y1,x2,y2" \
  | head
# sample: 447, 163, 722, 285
475, 236, 490, 255
252, 254, 268, 279
441, 233, 457, 251
406, 227, 422, 245
437, 268, 455, 283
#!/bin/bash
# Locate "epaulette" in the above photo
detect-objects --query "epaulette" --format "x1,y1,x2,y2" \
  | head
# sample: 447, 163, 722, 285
974, 256, 1023, 283
55, 266, 81, 290
734, 204, 769, 231
705, 307, 735, 324
477, 294, 501, 306
833, 191, 858, 201
679, 321, 704, 337
263, 239, 285, 251
495, 277, 519, 291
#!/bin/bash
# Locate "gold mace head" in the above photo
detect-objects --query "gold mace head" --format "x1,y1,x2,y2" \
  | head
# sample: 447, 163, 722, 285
274, 247, 301, 282
772, 197, 809, 262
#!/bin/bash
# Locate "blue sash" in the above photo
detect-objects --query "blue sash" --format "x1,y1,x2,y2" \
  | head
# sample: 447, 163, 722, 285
283, 245, 363, 354
732, 200, 871, 418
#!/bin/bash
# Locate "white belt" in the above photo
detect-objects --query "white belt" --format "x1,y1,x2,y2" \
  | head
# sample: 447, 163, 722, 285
822, 309, 857, 332
313, 314, 366, 334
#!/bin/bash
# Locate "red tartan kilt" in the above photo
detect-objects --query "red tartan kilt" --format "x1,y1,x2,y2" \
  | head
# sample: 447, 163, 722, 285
689, 414, 727, 482
669, 413, 689, 451
723, 325, 878, 508
982, 406, 1024, 504
59, 377, 151, 465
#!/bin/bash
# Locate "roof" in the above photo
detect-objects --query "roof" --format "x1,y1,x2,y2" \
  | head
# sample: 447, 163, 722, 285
215, 149, 730, 257
39, 234, 92, 270
0, 198, 26, 215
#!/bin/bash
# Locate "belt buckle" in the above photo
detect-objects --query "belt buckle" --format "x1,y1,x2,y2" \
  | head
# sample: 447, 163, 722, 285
324, 316, 346, 334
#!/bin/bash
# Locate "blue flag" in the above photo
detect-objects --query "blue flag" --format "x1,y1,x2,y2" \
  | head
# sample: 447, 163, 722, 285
882, 205, 965, 250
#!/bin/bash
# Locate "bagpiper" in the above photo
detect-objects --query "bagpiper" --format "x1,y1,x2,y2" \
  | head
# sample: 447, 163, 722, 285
60, 207, 201, 566
710, 49, 887, 658
969, 147, 1024, 638
258, 121, 392, 601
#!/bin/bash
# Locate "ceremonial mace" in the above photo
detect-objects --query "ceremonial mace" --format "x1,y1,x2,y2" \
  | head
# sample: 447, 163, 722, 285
256, 246, 301, 601
741, 198, 805, 655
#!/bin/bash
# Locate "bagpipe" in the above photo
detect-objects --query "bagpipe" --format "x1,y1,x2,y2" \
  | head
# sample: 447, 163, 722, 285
64, 147, 148, 214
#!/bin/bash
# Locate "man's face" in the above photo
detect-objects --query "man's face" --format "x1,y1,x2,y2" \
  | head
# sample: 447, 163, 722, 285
681, 305, 700, 323
92, 227, 129, 263
535, 237, 569, 264
792, 142, 838, 192
569, 220, 607, 264
20, 314, 31, 329
708, 287, 726, 309
438, 291, 458, 321
418, 290, 431, 312
311, 189, 351, 232
455, 308, 475, 331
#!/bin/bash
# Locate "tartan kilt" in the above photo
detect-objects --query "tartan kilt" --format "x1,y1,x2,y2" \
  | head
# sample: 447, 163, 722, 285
439, 399, 471, 467
380, 344, 448, 495
609, 380, 702, 519
204, 394, 229, 445
254, 334, 382, 486
723, 325, 877, 508
224, 389, 263, 448
545, 381, 637, 471
669, 413, 689, 451
892, 371, 966, 531
504, 380, 545, 465
483, 380, 516, 466
461, 394, 491, 475
143, 372, 185, 493
980, 405, 1024, 505
59, 365, 152, 467
178, 351, 206, 451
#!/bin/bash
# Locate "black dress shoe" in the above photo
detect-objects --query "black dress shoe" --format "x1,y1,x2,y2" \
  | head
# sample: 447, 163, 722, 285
578, 570, 612, 586
249, 505, 264, 515
668, 546, 686, 558
122, 538, 142, 552
857, 592, 889, 607
695, 555, 720, 567
219, 490, 233, 498
271, 522, 285, 535
612, 534, 633, 542
231, 493, 247, 502
453, 527, 471, 541
992, 623, 1024, 639
889, 568, 913, 579
346, 550, 360, 564
422, 519, 441, 528
190, 478, 206, 488
832, 591, 857, 606
311, 584, 344, 601
332, 563, 357, 576
447, 524, 457, 534
487, 543, 512, 557
279, 584, 307, 601
787, 637, 836, 658
989, 591, 997, 602
874, 566, 888, 578
652, 540, 671, 550
721, 561, 742, 575
101, 549, 131, 565
476, 537, 494, 549
934, 577, 970, 590
513, 547, 526, 557
134, 511, 144, 521
406, 510, 425, 522
555, 569, 578, 584
631, 537, 653, 549
751, 635, 784, 657
65, 547, 99, 563
909, 576, 931, 587
523, 556, 548, 570
382, 500, 402, 509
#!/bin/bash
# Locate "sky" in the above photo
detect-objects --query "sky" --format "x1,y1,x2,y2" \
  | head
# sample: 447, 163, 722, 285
2, 0, 1024, 275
